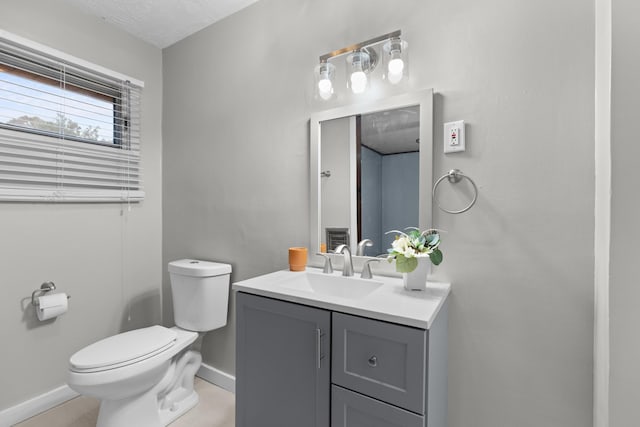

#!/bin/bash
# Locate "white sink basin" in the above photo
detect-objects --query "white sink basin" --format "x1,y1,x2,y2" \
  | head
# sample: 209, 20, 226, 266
278, 271, 383, 299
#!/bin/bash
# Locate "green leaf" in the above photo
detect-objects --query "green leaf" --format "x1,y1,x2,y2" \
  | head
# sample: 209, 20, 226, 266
429, 249, 443, 265
425, 233, 440, 245
407, 229, 420, 240
395, 255, 418, 273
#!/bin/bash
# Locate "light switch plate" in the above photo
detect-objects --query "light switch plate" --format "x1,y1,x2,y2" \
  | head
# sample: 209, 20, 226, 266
444, 120, 465, 153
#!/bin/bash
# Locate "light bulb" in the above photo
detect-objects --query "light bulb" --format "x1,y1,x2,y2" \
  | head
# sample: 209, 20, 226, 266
384, 37, 407, 85
318, 78, 333, 100
315, 61, 335, 100
350, 71, 367, 94
387, 70, 403, 84
388, 57, 404, 75
348, 50, 370, 94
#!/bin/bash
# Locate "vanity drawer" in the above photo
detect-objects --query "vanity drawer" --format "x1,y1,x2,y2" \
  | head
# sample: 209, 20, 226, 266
332, 312, 427, 414
332, 385, 424, 427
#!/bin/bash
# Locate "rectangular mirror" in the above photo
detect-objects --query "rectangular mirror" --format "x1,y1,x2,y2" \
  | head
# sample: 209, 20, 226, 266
310, 89, 433, 269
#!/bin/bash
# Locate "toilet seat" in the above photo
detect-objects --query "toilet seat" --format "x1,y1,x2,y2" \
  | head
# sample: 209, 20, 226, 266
70, 326, 177, 373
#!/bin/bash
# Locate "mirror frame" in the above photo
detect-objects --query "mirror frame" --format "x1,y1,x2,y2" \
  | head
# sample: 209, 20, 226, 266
309, 88, 434, 269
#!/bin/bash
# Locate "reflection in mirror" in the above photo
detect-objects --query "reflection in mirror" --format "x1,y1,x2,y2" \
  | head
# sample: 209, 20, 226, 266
360, 106, 420, 256
320, 116, 353, 252
310, 89, 433, 270
320, 107, 420, 256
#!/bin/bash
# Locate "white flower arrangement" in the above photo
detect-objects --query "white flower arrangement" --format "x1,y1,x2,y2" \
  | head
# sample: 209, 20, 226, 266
386, 227, 443, 273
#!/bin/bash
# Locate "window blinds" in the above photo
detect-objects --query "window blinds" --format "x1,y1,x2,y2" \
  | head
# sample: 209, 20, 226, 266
0, 34, 144, 202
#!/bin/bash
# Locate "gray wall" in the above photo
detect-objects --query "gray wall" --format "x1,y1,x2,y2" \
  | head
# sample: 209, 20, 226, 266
0, 0, 163, 410
610, 0, 640, 424
163, 1, 594, 426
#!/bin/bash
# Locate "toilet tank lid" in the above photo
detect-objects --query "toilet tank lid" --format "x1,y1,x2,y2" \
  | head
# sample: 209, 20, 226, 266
168, 259, 232, 277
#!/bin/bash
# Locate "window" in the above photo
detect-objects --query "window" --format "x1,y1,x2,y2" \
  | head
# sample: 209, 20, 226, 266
0, 32, 144, 202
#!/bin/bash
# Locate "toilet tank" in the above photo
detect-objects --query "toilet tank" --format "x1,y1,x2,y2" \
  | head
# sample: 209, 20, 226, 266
168, 259, 232, 332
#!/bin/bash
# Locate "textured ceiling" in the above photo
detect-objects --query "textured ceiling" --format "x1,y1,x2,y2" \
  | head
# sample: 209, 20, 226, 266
361, 106, 420, 155
60, 0, 261, 48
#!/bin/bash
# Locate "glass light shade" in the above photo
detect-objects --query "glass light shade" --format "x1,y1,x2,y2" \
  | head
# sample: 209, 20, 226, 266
315, 61, 335, 100
347, 50, 371, 94
383, 37, 408, 85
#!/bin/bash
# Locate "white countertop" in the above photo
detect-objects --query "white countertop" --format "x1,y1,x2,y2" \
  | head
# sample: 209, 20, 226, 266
232, 268, 451, 329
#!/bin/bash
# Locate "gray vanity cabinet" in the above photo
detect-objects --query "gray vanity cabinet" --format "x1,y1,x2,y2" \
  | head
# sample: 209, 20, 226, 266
236, 291, 448, 427
236, 292, 331, 427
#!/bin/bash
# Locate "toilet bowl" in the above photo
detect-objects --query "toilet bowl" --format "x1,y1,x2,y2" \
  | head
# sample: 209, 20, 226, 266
67, 259, 231, 427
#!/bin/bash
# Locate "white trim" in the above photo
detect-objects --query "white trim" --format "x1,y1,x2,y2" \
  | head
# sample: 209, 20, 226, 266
0, 385, 78, 427
196, 363, 236, 394
0, 29, 144, 88
0, 366, 234, 426
0, 366, 234, 427
594, 0, 611, 425
348, 116, 358, 253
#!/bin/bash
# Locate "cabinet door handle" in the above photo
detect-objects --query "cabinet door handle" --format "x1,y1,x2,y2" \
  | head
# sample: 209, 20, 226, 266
316, 328, 322, 369
368, 355, 378, 367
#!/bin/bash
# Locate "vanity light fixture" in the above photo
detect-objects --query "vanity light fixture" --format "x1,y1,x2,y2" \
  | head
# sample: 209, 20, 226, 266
314, 30, 407, 100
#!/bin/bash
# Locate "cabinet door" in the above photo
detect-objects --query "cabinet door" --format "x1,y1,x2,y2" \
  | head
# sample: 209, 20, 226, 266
332, 385, 424, 427
236, 292, 331, 427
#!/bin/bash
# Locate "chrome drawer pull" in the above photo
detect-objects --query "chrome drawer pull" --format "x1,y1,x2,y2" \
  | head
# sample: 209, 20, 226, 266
316, 328, 324, 369
368, 356, 378, 367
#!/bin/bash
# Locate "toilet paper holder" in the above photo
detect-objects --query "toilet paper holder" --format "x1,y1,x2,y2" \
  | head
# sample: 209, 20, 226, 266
31, 281, 70, 306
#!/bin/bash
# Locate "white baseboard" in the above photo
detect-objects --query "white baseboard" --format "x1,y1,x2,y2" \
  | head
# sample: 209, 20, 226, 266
0, 365, 234, 426
0, 385, 78, 427
196, 363, 236, 394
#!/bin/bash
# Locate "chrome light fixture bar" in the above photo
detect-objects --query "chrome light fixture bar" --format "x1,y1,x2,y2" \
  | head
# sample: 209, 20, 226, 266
315, 30, 408, 100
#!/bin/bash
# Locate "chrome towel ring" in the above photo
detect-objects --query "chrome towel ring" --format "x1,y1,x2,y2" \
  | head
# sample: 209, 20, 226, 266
433, 169, 478, 214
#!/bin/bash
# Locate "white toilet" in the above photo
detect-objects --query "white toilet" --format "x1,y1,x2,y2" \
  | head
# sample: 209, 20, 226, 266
67, 259, 231, 427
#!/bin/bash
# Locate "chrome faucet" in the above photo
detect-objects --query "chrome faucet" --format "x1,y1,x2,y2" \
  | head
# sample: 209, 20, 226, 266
316, 252, 333, 274
334, 244, 354, 277
356, 239, 373, 256
361, 258, 380, 279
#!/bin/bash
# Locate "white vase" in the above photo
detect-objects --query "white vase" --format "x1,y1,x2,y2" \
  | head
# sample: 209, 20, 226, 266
402, 257, 430, 291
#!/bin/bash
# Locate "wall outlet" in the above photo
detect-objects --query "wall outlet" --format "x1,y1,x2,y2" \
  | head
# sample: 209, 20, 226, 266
444, 120, 465, 153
